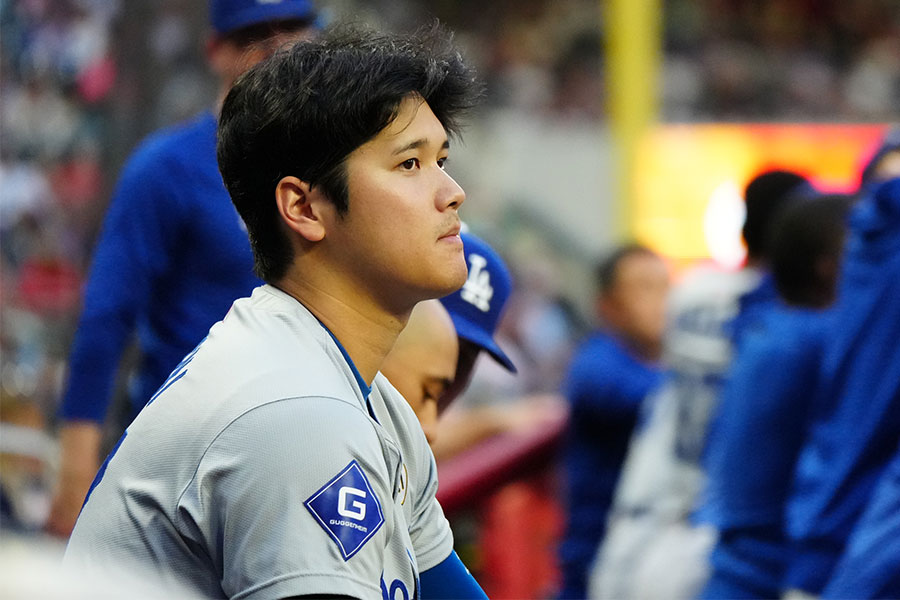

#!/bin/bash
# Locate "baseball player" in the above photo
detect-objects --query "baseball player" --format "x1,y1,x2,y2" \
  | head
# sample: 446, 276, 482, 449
380, 299, 459, 445
65, 23, 487, 599
784, 174, 900, 596
701, 194, 851, 599
380, 230, 519, 446
48, 0, 319, 537
558, 244, 669, 600
817, 137, 900, 599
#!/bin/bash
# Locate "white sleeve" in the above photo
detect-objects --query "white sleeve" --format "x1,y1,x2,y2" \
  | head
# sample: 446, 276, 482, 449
177, 397, 390, 600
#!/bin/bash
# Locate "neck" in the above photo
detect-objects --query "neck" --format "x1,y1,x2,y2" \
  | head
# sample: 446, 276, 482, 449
274, 270, 410, 385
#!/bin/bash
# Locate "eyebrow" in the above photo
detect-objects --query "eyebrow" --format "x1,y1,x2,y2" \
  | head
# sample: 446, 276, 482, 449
392, 138, 450, 156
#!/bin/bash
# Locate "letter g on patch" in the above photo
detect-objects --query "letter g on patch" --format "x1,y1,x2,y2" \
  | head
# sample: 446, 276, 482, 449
338, 486, 367, 520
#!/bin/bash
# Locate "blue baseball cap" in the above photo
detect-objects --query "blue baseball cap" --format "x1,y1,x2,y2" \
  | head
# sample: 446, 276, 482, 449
440, 231, 517, 373
210, 0, 317, 36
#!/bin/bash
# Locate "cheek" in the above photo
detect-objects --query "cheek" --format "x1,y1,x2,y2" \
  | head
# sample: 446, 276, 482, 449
638, 294, 668, 333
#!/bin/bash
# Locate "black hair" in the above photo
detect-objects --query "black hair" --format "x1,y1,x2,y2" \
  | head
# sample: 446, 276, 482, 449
595, 243, 658, 295
742, 169, 810, 262
217, 21, 483, 282
768, 194, 851, 308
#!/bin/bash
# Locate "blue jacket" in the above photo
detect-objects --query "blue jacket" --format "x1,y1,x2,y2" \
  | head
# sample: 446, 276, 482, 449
785, 178, 900, 593
702, 306, 832, 599
60, 112, 260, 424
558, 331, 663, 599
823, 441, 900, 599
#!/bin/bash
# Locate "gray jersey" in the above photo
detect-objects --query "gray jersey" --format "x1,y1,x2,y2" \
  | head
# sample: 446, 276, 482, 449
65, 285, 453, 599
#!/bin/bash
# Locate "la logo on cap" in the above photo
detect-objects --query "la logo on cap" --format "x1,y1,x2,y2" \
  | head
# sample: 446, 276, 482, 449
461, 253, 493, 312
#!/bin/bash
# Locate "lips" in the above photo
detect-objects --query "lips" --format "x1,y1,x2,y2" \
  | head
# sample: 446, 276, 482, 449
439, 222, 461, 240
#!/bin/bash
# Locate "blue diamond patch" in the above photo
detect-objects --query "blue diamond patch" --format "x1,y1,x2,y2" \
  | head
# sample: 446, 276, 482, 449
304, 460, 385, 560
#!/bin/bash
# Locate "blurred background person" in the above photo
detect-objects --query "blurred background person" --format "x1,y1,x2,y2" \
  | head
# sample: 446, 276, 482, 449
590, 169, 811, 600
431, 231, 564, 463
701, 192, 852, 599
380, 299, 459, 446
819, 133, 900, 600
381, 231, 529, 450
784, 146, 900, 597
557, 243, 670, 600
45, 0, 319, 538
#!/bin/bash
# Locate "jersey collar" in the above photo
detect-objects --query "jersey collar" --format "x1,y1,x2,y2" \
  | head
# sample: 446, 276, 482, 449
317, 321, 379, 423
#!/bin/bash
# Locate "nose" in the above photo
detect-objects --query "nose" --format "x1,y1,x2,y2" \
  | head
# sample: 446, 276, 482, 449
437, 170, 465, 211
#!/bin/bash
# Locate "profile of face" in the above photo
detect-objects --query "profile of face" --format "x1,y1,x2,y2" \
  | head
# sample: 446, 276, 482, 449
381, 300, 460, 445
321, 94, 468, 311
599, 252, 670, 352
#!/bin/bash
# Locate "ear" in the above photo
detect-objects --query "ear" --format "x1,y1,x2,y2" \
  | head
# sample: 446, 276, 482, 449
275, 176, 327, 242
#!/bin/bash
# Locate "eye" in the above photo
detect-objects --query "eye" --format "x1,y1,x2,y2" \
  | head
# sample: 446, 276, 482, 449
400, 158, 419, 170
437, 157, 449, 170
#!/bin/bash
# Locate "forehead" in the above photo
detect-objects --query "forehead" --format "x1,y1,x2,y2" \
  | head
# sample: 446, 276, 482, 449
360, 95, 448, 153
613, 252, 667, 284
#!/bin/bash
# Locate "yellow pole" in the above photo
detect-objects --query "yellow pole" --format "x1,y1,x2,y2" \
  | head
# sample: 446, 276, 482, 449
605, 0, 662, 239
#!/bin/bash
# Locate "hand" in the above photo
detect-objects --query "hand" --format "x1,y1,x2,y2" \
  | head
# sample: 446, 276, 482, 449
492, 393, 567, 435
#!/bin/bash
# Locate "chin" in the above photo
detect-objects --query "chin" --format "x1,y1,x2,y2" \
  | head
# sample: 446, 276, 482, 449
446, 257, 468, 292
424, 269, 466, 300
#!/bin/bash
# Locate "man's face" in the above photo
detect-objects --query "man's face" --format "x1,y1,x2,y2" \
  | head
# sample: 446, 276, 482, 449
325, 94, 467, 312
600, 252, 670, 350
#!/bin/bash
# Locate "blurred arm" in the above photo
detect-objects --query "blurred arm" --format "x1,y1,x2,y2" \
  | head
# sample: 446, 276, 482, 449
45, 421, 102, 537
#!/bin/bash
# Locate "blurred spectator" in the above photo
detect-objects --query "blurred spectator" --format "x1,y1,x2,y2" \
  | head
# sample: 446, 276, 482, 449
45, 0, 319, 538
589, 169, 810, 600
557, 244, 669, 600
1, 2, 119, 534
701, 193, 852, 599
783, 168, 900, 594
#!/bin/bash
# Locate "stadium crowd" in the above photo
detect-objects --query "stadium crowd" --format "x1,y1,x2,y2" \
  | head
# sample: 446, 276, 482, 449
1, 0, 900, 598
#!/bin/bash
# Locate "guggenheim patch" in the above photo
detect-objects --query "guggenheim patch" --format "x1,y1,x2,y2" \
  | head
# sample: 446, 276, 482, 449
304, 460, 385, 560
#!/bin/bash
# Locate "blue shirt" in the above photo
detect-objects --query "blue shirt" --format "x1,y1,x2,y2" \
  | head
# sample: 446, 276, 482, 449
823, 441, 900, 599
785, 178, 900, 593
702, 306, 831, 598
59, 111, 260, 423
558, 331, 663, 599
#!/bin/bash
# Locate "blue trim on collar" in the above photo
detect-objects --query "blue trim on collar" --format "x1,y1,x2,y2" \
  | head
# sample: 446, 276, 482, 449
316, 321, 378, 422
